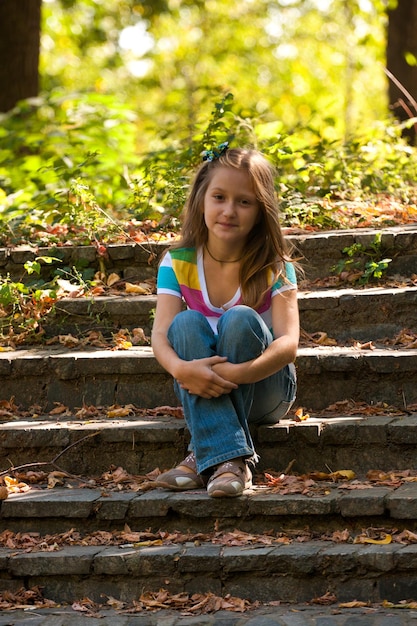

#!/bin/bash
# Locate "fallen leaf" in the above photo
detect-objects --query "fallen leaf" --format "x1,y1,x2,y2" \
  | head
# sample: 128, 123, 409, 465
354, 533, 392, 545
294, 407, 310, 421
311, 591, 337, 605
47, 471, 68, 489
125, 282, 149, 294
107, 406, 134, 418
107, 273, 121, 287
148, 406, 184, 419
309, 470, 355, 482
49, 403, 68, 415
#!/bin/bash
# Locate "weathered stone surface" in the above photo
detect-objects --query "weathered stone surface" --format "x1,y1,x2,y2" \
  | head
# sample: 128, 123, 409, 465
246, 491, 339, 516
127, 490, 173, 518
299, 286, 417, 342
356, 543, 402, 572
1, 345, 416, 411
176, 543, 222, 573
8, 546, 99, 576
386, 484, 417, 518
94, 544, 182, 576
2, 534, 417, 605
388, 416, 417, 443
1, 488, 100, 518
95, 492, 137, 520
338, 488, 389, 517
0, 227, 416, 609
2, 414, 417, 479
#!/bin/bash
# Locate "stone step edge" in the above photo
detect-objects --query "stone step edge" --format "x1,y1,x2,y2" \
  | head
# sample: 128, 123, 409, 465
1, 413, 417, 449
2, 344, 417, 369
49, 284, 417, 309
43, 286, 417, 344
2, 224, 417, 290
1, 345, 416, 412
43, 285, 417, 333
1, 538, 417, 605
2, 480, 417, 521
3, 223, 417, 263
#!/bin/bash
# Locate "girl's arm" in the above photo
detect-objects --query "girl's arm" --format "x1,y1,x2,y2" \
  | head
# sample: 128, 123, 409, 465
151, 293, 238, 399
151, 293, 184, 377
212, 288, 299, 385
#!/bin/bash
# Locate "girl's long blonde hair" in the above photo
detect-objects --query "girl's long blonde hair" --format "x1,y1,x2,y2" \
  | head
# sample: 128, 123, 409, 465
172, 148, 294, 310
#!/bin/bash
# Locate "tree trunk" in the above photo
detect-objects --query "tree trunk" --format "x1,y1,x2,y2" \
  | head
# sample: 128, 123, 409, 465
0, 0, 42, 112
387, 0, 417, 143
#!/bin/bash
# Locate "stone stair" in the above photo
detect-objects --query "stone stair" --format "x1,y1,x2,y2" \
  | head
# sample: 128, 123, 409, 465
2, 481, 417, 606
0, 224, 417, 613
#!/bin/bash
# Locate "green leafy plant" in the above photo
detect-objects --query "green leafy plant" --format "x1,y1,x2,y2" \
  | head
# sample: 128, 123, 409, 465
0, 256, 65, 346
24, 255, 62, 276
332, 232, 393, 285
1, 90, 417, 248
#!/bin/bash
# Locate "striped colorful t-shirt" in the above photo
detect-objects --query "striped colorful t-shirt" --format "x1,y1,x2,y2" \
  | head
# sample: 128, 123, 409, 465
157, 247, 297, 333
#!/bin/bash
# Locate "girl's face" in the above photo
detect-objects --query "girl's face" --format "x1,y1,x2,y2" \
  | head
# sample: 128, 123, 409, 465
203, 166, 260, 246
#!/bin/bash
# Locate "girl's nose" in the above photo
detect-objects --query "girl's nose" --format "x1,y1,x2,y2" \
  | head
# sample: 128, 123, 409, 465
222, 201, 235, 215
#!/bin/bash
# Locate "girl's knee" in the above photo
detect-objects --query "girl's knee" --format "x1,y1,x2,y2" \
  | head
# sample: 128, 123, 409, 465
218, 306, 264, 336
169, 310, 207, 333
168, 310, 214, 350
219, 305, 256, 327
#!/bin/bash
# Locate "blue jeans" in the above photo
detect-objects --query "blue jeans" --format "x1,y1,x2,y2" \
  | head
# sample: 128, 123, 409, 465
167, 306, 296, 474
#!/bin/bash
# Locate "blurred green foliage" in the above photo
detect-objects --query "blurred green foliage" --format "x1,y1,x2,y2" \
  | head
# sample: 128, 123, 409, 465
0, 0, 416, 247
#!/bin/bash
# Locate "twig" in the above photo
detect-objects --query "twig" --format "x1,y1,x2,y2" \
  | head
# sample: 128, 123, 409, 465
384, 67, 417, 114
282, 459, 296, 475
384, 67, 417, 136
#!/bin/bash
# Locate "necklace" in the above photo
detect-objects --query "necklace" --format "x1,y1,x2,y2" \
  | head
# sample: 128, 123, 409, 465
205, 244, 243, 264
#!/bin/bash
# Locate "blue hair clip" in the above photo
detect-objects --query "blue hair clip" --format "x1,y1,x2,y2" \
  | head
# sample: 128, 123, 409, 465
201, 141, 229, 162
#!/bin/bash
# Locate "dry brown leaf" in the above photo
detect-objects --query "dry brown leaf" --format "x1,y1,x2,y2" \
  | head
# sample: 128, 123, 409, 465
131, 327, 148, 345
106, 405, 134, 418
294, 407, 310, 421
353, 340, 375, 350
49, 403, 68, 415
311, 591, 337, 605
354, 533, 392, 545
331, 529, 351, 542
71, 597, 101, 617
0, 586, 57, 610
300, 330, 337, 347
339, 600, 369, 608
105, 595, 126, 610
47, 471, 68, 489
125, 282, 149, 294
383, 600, 417, 609
148, 406, 184, 419
307, 470, 355, 482
395, 529, 417, 544
4, 476, 30, 493
107, 273, 121, 287
58, 334, 80, 347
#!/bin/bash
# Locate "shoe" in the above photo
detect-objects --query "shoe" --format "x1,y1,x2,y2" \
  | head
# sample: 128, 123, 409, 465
154, 452, 206, 491
206, 458, 252, 498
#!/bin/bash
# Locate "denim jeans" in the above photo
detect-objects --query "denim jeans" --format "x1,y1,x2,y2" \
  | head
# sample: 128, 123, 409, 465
167, 305, 297, 474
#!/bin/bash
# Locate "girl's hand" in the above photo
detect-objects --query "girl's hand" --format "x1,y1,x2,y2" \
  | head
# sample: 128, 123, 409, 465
211, 360, 251, 385
177, 356, 238, 399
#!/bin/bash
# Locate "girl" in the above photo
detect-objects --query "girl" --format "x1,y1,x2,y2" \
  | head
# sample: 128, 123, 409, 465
151, 146, 299, 498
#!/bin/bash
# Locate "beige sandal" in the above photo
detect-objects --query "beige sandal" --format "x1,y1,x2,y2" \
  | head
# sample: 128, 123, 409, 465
155, 452, 206, 491
206, 458, 252, 498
